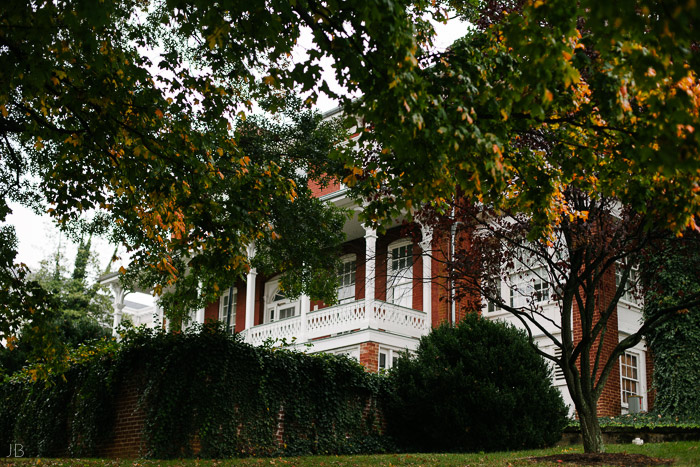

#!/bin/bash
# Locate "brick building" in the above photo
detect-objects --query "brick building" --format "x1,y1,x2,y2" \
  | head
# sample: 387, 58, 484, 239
105, 118, 653, 420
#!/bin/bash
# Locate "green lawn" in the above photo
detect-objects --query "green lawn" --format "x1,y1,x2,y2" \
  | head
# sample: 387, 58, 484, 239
3, 442, 699, 466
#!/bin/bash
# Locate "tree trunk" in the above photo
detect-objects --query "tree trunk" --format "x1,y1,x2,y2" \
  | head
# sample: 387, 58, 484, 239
579, 408, 604, 453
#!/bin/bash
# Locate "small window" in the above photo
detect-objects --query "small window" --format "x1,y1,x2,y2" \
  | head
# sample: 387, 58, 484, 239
378, 348, 399, 371
264, 279, 299, 323
219, 287, 237, 333
615, 261, 639, 303
620, 352, 640, 404
486, 276, 502, 312
509, 269, 549, 308
388, 240, 413, 308
533, 275, 550, 303
337, 255, 357, 303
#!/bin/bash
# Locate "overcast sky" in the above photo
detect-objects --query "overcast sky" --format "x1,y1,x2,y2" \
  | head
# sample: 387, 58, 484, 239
5, 15, 469, 282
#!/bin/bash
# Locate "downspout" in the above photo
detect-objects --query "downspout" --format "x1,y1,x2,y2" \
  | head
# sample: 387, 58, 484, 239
450, 220, 456, 326
450, 211, 464, 326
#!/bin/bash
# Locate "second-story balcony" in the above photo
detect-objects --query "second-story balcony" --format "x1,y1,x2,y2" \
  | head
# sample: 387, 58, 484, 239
240, 299, 428, 347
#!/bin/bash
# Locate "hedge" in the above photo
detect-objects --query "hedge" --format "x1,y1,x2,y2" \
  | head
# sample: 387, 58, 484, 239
0, 324, 388, 458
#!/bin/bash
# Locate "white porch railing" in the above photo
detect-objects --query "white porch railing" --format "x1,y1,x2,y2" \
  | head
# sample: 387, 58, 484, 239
241, 299, 427, 347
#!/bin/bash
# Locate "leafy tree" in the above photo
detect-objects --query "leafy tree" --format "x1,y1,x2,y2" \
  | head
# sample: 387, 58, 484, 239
0, 237, 111, 376
337, 0, 700, 454
416, 195, 700, 453
0, 0, 435, 338
343, 0, 700, 239
642, 233, 700, 418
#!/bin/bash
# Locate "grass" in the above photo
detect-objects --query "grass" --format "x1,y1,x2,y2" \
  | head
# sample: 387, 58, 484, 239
0, 441, 700, 467
2, 441, 699, 467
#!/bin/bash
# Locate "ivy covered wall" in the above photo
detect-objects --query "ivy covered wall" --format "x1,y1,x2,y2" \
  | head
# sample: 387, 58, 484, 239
0, 325, 389, 459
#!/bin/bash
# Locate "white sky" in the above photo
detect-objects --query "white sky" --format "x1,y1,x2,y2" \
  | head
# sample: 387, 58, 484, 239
5, 15, 469, 281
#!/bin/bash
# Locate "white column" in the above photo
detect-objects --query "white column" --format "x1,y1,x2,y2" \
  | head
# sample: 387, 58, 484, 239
155, 303, 166, 331
299, 294, 310, 344
110, 283, 126, 337
245, 243, 257, 331
364, 226, 377, 329
420, 225, 433, 333
245, 268, 257, 330
196, 281, 205, 325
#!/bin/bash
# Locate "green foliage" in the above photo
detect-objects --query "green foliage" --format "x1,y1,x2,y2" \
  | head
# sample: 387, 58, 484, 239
386, 315, 568, 452
1, 0, 430, 332
0, 239, 111, 376
0, 325, 389, 459
567, 413, 700, 430
0, 338, 121, 457
643, 234, 700, 419
345, 0, 700, 239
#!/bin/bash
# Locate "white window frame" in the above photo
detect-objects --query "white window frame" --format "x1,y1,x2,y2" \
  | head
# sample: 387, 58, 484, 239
508, 268, 551, 308
615, 260, 640, 304
264, 279, 299, 323
378, 347, 400, 371
337, 254, 357, 303
620, 350, 644, 410
387, 239, 413, 308
219, 287, 237, 333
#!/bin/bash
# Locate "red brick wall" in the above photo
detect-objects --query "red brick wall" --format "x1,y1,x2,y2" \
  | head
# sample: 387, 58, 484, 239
255, 275, 264, 326
375, 237, 388, 302
431, 230, 451, 327
98, 375, 146, 458
204, 300, 218, 323
355, 242, 366, 301
359, 342, 380, 373
412, 244, 423, 311
309, 179, 342, 198
572, 267, 621, 417
235, 279, 246, 332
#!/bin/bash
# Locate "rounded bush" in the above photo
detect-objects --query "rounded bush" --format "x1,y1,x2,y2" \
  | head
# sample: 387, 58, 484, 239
386, 314, 568, 452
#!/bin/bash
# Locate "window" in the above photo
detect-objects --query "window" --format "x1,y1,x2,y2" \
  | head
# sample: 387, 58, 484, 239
509, 269, 550, 308
264, 279, 299, 323
337, 255, 357, 303
388, 240, 413, 308
486, 276, 502, 313
615, 260, 639, 303
379, 348, 400, 371
219, 287, 237, 333
620, 351, 640, 405
533, 274, 550, 302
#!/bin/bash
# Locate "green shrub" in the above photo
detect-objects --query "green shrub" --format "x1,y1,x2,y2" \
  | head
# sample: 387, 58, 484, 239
385, 314, 568, 452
